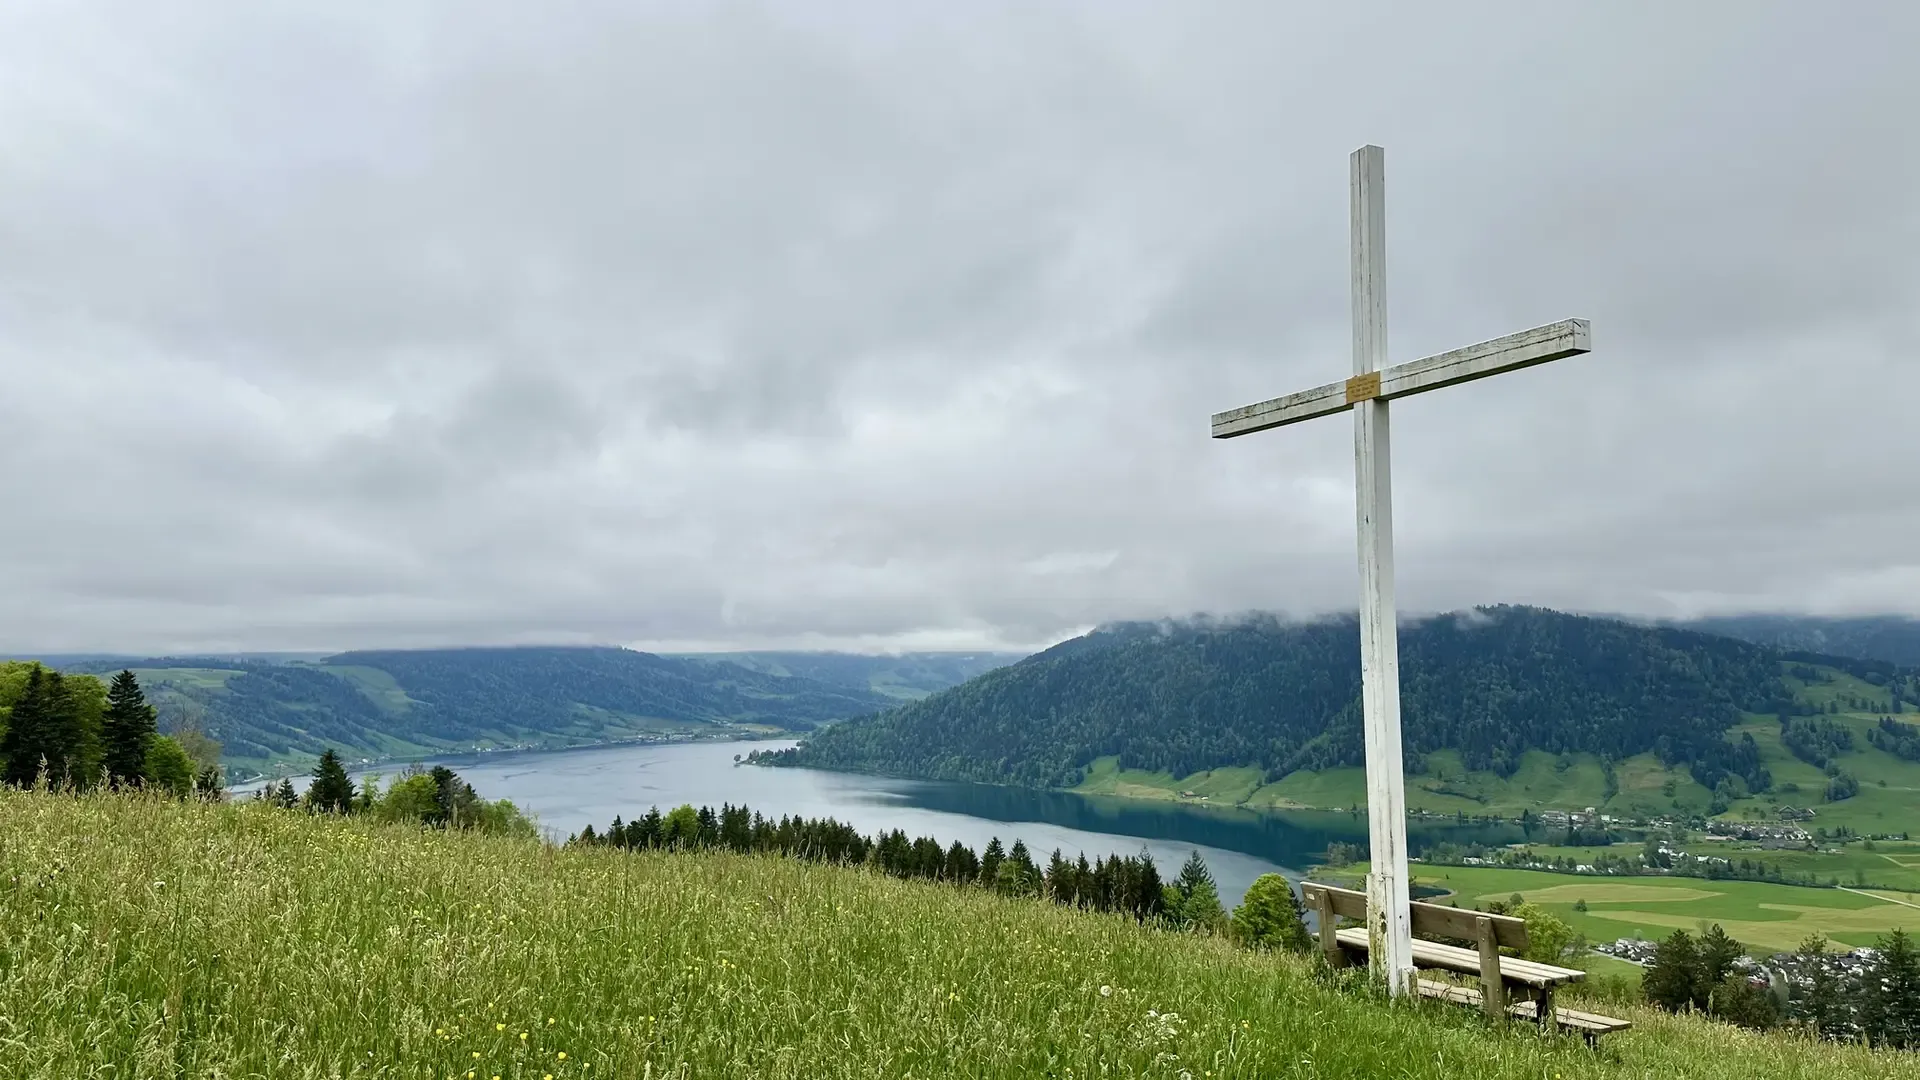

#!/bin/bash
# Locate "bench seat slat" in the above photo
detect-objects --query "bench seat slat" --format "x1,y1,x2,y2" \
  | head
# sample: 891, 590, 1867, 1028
1416, 980, 1630, 1034
1334, 928, 1584, 986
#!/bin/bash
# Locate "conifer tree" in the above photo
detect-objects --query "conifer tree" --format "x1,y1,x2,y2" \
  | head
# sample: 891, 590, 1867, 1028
1134, 851, 1165, 922
1864, 928, 1920, 1049
1165, 850, 1226, 931
1643, 929, 1698, 1012
1797, 935, 1848, 1041
980, 837, 1005, 886
0, 665, 52, 786
100, 670, 157, 786
1695, 924, 1743, 1011
306, 749, 355, 813
0, 666, 85, 788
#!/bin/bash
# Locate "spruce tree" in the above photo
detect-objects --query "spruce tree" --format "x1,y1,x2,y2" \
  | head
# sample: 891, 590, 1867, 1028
1695, 924, 1743, 1012
0, 665, 52, 786
0, 666, 84, 788
306, 749, 355, 813
1864, 928, 1920, 1049
980, 837, 1005, 885
100, 670, 158, 786
1798, 934, 1849, 1040
1643, 929, 1699, 1012
1133, 851, 1165, 921
1166, 850, 1225, 931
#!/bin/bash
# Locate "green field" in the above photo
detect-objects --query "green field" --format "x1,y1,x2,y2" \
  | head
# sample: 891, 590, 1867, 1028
8, 788, 1919, 1078
1515, 838, 1920, 893
1076, 748, 1722, 820
1408, 865, 1920, 956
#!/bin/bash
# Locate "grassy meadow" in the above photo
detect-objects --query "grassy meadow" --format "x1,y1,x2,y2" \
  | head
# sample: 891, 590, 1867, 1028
4, 790, 1919, 1078
1410, 864, 1920, 956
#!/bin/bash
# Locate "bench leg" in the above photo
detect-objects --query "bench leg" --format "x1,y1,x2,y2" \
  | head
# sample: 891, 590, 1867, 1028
1535, 987, 1554, 1029
1317, 890, 1346, 968
1475, 917, 1505, 1022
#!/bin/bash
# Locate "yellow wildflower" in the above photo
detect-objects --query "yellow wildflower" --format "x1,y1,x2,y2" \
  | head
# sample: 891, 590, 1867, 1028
556, 1052, 567, 1061
496, 1023, 506, 1032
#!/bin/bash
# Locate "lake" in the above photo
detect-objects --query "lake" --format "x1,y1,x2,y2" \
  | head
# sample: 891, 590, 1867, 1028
311, 739, 1533, 907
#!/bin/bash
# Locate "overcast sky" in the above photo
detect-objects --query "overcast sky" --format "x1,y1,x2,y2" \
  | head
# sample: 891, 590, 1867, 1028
2, 1, 1916, 656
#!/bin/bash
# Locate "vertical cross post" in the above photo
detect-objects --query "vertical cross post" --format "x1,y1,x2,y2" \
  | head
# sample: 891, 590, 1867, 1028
1349, 144, 1414, 996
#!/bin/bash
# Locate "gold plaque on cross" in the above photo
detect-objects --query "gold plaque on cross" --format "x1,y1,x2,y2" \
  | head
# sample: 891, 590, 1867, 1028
1345, 371, 1382, 404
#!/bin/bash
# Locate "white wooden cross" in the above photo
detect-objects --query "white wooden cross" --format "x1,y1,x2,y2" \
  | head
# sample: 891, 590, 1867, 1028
1209, 145, 1592, 995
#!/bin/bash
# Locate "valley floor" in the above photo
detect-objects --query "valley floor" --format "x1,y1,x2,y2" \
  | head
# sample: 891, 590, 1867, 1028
4, 787, 1916, 1077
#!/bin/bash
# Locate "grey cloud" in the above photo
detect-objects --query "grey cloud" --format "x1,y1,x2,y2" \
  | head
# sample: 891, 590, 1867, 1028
1, 1, 1917, 655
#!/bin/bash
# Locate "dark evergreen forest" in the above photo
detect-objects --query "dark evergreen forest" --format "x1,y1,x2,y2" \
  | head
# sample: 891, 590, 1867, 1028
772, 606, 1902, 793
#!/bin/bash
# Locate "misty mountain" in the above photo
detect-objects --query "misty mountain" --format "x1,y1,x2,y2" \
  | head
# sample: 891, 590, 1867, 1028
51, 646, 889, 776
673, 651, 1026, 700
1666, 614, 1920, 669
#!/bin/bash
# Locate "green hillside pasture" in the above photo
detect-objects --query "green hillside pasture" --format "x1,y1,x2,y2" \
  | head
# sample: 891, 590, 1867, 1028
315, 663, 420, 715
126, 666, 245, 692
1249, 751, 1715, 820
1074, 756, 1267, 804
1722, 706, 1920, 832
1414, 865, 1918, 955
5, 789, 1915, 1079
1787, 665, 1902, 713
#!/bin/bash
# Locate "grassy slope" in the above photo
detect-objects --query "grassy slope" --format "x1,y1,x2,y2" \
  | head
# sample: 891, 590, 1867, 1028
5, 789, 1913, 1079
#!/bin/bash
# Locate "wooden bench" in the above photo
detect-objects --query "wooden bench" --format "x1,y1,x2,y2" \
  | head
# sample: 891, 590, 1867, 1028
1300, 881, 1630, 1043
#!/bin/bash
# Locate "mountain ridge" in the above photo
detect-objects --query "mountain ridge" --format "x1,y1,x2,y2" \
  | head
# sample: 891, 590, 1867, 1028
43, 645, 893, 777
763, 606, 1920, 822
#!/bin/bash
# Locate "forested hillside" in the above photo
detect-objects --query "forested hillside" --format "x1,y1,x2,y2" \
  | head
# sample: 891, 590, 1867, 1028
48, 647, 887, 777
676, 651, 1025, 700
770, 606, 1912, 800
1672, 615, 1920, 669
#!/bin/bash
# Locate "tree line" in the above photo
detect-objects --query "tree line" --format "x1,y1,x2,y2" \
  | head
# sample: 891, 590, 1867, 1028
252, 748, 536, 836
566, 802, 1312, 951
1870, 717, 1920, 762
0, 664, 221, 798
1644, 924, 1920, 1048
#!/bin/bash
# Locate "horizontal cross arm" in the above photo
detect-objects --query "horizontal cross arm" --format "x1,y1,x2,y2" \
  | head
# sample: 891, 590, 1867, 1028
1210, 318, 1591, 439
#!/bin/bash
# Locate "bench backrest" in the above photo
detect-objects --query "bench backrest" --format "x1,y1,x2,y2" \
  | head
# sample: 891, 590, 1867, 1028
1300, 881, 1528, 951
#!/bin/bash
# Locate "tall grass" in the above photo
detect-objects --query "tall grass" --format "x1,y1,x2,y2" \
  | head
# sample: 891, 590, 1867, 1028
0, 787, 1908, 1078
